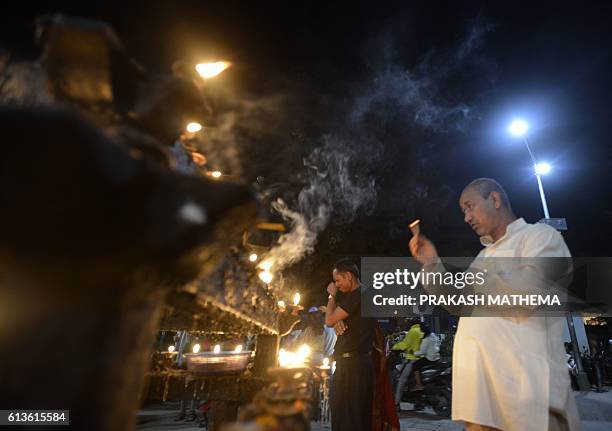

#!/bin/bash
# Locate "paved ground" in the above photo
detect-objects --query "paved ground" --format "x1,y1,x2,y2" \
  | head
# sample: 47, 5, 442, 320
137, 387, 612, 430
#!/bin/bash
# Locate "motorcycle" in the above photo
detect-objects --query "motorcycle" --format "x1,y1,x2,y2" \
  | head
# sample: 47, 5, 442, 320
389, 350, 452, 417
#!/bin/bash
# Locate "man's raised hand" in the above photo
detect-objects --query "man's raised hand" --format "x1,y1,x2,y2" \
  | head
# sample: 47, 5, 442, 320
409, 233, 440, 267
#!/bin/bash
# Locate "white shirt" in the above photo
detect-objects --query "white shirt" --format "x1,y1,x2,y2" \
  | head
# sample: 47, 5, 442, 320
446, 218, 581, 431
414, 333, 441, 361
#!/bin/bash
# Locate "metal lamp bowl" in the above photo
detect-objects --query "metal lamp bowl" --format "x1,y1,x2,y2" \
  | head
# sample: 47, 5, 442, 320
185, 351, 252, 375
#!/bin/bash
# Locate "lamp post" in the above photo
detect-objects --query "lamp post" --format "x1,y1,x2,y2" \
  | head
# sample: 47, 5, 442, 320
508, 120, 552, 219
508, 119, 588, 390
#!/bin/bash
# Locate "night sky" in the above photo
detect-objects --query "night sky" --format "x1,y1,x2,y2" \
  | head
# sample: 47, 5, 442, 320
3, 1, 612, 305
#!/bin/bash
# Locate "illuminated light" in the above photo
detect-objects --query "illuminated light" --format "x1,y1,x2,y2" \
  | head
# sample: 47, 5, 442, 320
234, 345, 243, 353
535, 162, 551, 175
277, 300, 286, 309
259, 270, 273, 284
211, 171, 222, 178
322, 357, 330, 368
297, 344, 311, 359
195, 61, 232, 79
186, 122, 203, 133
278, 345, 311, 368
168, 345, 175, 353
258, 259, 273, 271
278, 349, 292, 368
293, 292, 301, 306
508, 119, 528, 137
249, 253, 258, 262
213, 344, 221, 354
192, 343, 201, 354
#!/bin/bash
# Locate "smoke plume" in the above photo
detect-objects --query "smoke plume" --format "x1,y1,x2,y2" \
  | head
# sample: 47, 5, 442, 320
261, 22, 495, 272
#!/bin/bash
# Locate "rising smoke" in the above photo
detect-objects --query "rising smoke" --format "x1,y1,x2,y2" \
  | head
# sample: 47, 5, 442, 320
260, 22, 495, 273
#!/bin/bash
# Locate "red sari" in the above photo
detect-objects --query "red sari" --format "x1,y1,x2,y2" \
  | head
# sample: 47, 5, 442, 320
371, 322, 400, 431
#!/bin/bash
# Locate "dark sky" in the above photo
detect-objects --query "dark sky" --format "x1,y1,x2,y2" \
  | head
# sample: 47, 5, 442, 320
3, 1, 612, 304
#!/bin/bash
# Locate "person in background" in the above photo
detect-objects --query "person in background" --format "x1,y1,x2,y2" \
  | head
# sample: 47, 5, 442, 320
391, 317, 424, 408
173, 330, 198, 421
318, 306, 338, 360
410, 323, 440, 391
297, 307, 336, 365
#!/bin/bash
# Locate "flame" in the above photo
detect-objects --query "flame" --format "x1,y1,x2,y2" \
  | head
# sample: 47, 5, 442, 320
195, 61, 232, 79
278, 349, 292, 368
168, 345, 175, 353
234, 345, 243, 353
192, 343, 201, 354
249, 253, 258, 262
297, 344, 311, 359
278, 344, 311, 368
258, 270, 273, 284
213, 344, 221, 354
258, 259, 273, 271
186, 122, 203, 133
293, 292, 301, 306
211, 171, 222, 178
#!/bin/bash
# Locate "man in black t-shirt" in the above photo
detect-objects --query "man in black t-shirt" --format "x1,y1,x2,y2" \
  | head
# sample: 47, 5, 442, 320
325, 258, 375, 431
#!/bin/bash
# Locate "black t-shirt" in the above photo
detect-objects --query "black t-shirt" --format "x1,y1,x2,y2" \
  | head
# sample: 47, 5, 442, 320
334, 287, 374, 355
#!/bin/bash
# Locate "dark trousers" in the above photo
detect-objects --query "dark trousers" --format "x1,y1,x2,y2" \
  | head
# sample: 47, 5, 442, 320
331, 354, 373, 431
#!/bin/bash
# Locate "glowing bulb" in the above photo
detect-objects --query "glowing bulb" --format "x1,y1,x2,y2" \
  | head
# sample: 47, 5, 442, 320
211, 171, 222, 178
186, 122, 203, 133
234, 345, 243, 353
259, 270, 273, 284
195, 61, 232, 79
213, 344, 221, 354
293, 292, 301, 306
508, 119, 528, 137
168, 345, 175, 353
297, 344, 311, 359
322, 357, 330, 367
535, 162, 551, 175
192, 343, 201, 354
249, 253, 258, 262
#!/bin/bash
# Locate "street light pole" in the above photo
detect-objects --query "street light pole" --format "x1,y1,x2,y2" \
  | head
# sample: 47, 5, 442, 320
509, 120, 589, 390
523, 137, 551, 219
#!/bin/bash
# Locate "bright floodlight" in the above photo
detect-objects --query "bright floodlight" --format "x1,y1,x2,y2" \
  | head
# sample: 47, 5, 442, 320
508, 119, 528, 137
535, 162, 551, 175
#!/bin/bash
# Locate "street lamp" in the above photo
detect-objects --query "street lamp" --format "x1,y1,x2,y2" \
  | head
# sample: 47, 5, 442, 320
534, 162, 551, 176
507, 119, 551, 219
508, 119, 528, 137
507, 118, 586, 389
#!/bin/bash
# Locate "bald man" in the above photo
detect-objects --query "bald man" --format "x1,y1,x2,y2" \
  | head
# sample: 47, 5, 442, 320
409, 178, 581, 431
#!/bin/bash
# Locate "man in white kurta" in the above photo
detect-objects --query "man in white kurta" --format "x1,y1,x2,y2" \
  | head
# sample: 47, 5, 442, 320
409, 178, 581, 431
